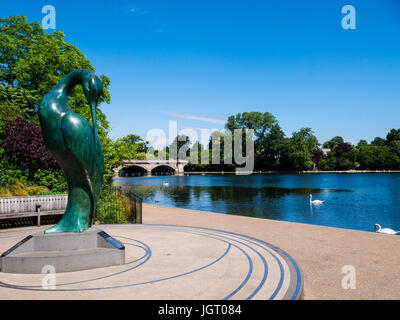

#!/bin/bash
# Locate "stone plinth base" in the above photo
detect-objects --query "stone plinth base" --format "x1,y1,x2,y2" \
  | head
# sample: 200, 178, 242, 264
0, 227, 125, 274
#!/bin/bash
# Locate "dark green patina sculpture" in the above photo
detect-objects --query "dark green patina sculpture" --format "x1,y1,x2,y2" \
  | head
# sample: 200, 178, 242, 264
37, 69, 104, 233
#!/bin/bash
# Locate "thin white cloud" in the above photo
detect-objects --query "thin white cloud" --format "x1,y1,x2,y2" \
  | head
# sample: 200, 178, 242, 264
164, 111, 225, 125
181, 126, 208, 131
128, 5, 137, 13
128, 5, 148, 15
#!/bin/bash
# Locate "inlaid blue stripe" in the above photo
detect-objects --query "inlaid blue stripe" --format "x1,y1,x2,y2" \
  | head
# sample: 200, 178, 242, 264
0, 239, 151, 288
158, 228, 254, 300
0, 224, 302, 299
171, 228, 268, 300
0, 238, 231, 292
175, 224, 302, 300
122, 229, 254, 300
148, 224, 298, 300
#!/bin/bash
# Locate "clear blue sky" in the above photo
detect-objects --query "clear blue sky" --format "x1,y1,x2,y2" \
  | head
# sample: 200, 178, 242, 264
3, 0, 400, 147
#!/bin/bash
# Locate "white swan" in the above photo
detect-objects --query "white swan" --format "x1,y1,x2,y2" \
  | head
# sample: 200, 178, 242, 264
162, 182, 169, 186
374, 224, 399, 235
310, 194, 324, 205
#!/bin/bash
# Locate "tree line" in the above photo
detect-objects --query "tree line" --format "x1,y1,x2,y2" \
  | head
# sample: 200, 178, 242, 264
146, 112, 400, 172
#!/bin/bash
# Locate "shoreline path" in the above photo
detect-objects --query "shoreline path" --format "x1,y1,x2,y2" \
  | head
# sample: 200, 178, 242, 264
143, 204, 400, 299
0, 204, 399, 299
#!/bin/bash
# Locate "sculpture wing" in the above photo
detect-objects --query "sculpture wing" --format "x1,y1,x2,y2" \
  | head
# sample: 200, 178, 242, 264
60, 112, 104, 223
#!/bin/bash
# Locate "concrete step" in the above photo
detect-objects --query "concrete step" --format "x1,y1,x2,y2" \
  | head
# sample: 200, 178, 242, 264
1, 247, 124, 274
0, 227, 125, 274
10, 247, 116, 258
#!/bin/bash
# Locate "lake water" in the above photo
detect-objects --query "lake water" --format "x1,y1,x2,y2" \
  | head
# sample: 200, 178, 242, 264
113, 173, 400, 233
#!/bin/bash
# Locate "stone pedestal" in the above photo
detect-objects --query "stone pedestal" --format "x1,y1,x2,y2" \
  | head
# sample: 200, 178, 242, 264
0, 227, 125, 274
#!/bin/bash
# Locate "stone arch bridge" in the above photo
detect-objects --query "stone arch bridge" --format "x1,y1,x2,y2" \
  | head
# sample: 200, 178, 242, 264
115, 160, 189, 177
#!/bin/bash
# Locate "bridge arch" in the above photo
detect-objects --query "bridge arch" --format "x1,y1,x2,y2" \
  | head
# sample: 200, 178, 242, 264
151, 165, 176, 176
119, 165, 149, 177
115, 160, 189, 177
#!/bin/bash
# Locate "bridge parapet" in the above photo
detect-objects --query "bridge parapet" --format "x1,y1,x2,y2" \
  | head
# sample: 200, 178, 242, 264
122, 160, 189, 165
115, 160, 189, 177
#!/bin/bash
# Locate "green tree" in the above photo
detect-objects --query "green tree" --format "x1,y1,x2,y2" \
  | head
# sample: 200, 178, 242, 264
225, 112, 285, 169
384, 129, 400, 157
282, 128, 319, 170
317, 142, 357, 170
311, 149, 325, 168
0, 85, 35, 124
188, 141, 210, 169
388, 140, 400, 157
208, 130, 234, 167
357, 140, 368, 147
358, 146, 400, 170
0, 15, 114, 192
386, 129, 400, 144
104, 134, 149, 181
113, 134, 148, 160
317, 153, 338, 171
322, 136, 344, 150
0, 15, 111, 137
169, 135, 191, 161
371, 137, 386, 147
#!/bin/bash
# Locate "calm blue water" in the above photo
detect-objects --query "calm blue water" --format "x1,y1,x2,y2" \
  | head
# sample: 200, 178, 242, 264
113, 173, 400, 233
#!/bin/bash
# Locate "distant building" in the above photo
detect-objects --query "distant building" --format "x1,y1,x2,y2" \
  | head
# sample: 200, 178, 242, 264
321, 148, 331, 156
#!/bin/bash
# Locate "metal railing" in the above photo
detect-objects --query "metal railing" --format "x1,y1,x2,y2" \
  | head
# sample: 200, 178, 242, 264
121, 188, 143, 224
0, 189, 143, 229
96, 187, 142, 225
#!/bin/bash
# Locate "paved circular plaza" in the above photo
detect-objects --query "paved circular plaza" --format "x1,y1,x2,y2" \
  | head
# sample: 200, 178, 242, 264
0, 224, 303, 300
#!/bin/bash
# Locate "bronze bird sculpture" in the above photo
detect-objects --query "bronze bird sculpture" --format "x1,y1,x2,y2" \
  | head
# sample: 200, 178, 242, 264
37, 69, 104, 233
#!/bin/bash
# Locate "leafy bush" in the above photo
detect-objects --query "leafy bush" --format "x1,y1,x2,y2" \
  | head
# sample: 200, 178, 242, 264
0, 118, 67, 194
0, 179, 49, 197
358, 146, 400, 170
96, 189, 131, 224
33, 169, 67, 193
0, 117, 58, 170
96, 200, 128, 224
0, 158, 65, 196
0, 158, 29, 188
96, 187, 142, 225
317, 154, 338, 171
